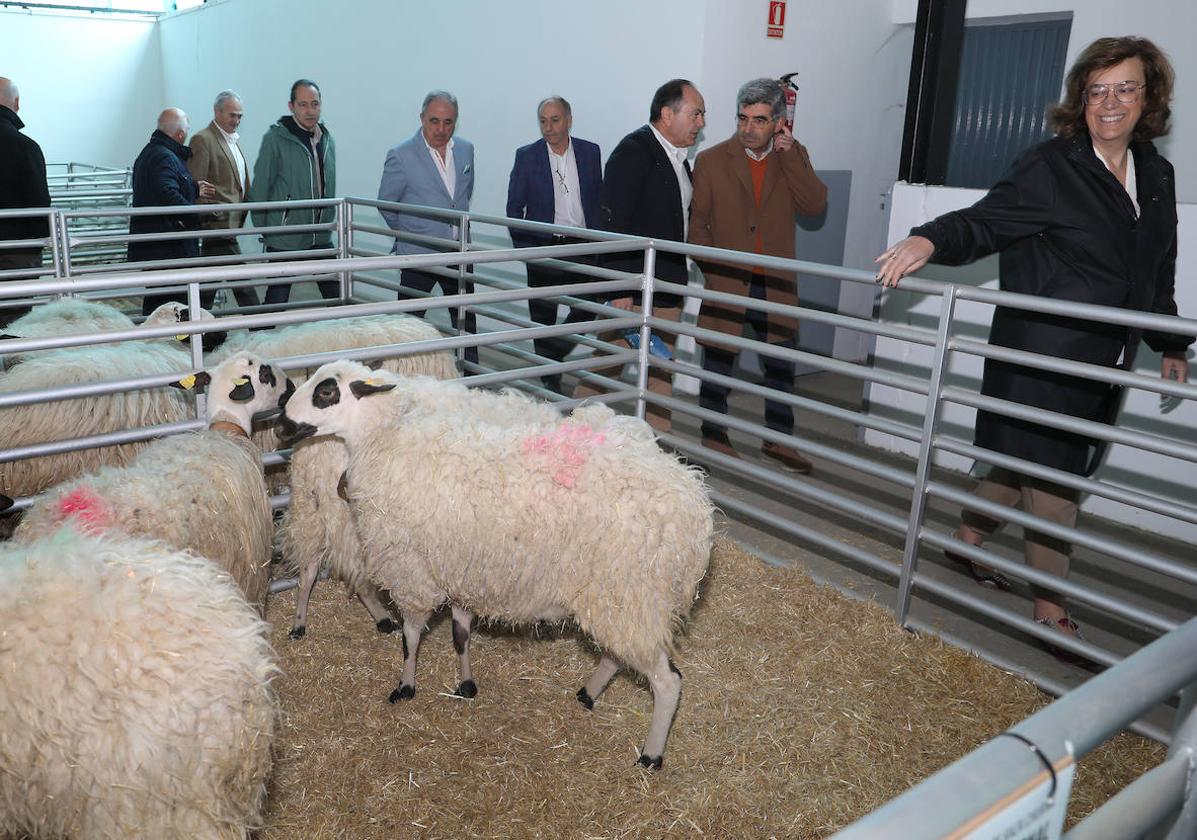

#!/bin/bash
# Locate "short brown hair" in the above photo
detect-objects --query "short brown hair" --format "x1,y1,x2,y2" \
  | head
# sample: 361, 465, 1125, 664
1050, 36, 1174, 141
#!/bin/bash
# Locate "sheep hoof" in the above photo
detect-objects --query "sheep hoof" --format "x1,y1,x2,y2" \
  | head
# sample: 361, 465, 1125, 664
288, 625, 306, 640
576, 687, 595, 710
376, 618, 398, 634
456, 680, 478, 699
389, 684, 416, 703
636, 753, 663, 771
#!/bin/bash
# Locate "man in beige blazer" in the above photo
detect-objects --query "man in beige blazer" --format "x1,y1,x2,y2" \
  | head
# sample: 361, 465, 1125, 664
188, 90, 259, 308
689, 77, 827, 473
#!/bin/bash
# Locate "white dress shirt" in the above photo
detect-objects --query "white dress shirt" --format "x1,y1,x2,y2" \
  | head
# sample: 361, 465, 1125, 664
1093, 142, 1139, 217
744, 138, 774, 162
548, 140, 586, 228
424, 135, 458, 236
216, 123, 248, 197
649, 124, 692, 238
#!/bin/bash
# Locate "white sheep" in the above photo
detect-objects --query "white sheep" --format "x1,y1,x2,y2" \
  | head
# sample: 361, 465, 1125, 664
0, 341, 195, 503
0, 526, 277, 839
0, 299, 223, 368
278, 361, 714, 769
8, 352, 291, 613
217, 313, 460, 638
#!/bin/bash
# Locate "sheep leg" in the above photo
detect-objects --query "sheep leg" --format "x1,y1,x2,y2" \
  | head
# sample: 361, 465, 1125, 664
638, 654, 683, 771
451, 605, 477, 698
389, 609, 430, 703
576, 653, 621, 710
288, 557, 323, 640
356, 586, 398, 634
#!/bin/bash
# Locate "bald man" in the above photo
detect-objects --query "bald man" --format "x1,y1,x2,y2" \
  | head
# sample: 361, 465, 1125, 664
0, 77, 51, 326
130, 108, 215, 315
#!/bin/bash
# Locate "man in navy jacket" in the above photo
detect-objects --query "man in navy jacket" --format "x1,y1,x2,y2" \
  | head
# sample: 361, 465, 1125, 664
0, 77, 50, 326
506, 96, 602, 393
130, 108, 214, 315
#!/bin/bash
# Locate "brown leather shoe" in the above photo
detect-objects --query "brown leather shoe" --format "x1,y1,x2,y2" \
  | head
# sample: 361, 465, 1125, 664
701, 434, 741, 459
761, 441, 812, 474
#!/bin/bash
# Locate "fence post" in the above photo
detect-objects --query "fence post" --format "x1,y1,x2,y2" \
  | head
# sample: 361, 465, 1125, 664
632, 242, 657, 423
1164, 682, 1197, 838
186, 281, 207, 421
458, 213, 471, 367
337, 199, 352, 302
895, 285, 959, 625
58, 210, 74, 280
48, 209, 65, 279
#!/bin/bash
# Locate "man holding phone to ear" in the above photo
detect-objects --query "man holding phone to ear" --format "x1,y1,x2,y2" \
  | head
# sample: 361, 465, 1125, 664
688, 77, 828, 473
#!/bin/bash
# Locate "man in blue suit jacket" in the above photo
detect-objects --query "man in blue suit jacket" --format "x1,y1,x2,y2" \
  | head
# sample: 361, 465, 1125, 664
378, 90, 476, 363
505, 96, 602, 394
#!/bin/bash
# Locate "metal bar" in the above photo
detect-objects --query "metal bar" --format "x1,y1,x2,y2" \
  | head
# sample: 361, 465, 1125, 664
897, 285, 958, 624
632, 244, 657, 422
1065, 755, 1188, 840
1165, 680, 1197, 838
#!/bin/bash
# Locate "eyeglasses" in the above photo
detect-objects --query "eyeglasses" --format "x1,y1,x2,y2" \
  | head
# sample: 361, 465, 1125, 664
553, 165, 569, 195
1084, 81, 1146, 106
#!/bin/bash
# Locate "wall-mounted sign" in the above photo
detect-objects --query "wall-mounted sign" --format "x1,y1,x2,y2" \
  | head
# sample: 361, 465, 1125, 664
767, 1, 786, 38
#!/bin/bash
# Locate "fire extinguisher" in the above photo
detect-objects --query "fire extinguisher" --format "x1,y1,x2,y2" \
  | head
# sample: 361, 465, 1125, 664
779, 72, 799, 132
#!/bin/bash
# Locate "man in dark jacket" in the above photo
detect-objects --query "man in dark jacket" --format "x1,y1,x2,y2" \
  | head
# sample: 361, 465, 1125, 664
572, 78, 706, 433
131, 108, 215, 315
0, 77, 51, 326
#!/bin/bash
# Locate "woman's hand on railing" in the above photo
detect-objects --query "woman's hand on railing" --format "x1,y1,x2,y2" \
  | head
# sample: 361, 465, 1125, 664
875, 236, 934, 288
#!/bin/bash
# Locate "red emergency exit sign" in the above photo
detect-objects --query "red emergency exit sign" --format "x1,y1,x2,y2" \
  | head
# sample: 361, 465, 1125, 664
767, 1, 786, 38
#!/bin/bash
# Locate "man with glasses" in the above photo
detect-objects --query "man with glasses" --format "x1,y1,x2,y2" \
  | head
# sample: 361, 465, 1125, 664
378, 90, 477, 365
688, 78, 827, 473
506, 96, 602, 394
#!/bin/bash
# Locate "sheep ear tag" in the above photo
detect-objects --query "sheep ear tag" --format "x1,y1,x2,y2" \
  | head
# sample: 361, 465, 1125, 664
349, 378, 397, 399
171, 371, 212, 392
228, 376, 256, 402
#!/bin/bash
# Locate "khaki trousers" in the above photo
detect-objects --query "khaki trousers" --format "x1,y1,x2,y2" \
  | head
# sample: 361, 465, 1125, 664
961, 466, 1079, 606
572, 305, 680, 433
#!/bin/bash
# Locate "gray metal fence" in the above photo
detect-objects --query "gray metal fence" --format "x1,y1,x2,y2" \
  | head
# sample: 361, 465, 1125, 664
0, 195, 1194, 835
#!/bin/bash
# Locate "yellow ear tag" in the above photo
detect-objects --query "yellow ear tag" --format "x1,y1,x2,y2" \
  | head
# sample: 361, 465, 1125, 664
178, 374, 197, 390
175, 334, 189, 341
234, 376, 250, 385
364, 378, 381, 386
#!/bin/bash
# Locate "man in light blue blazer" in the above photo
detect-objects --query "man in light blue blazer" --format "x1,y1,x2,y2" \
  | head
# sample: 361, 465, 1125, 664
506, 96, 602, 394
378, 90, 476, 362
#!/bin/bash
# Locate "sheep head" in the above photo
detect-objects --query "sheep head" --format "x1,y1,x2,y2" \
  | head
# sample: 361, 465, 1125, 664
276, 360, 397, 447
174, 351, 292, 436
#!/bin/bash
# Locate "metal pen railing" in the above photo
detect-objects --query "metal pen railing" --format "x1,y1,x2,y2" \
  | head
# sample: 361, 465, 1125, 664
1, 195, 1194, 833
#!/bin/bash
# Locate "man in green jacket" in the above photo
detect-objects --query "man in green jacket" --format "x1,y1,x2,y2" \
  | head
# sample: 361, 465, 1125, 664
249, 79, 337, 305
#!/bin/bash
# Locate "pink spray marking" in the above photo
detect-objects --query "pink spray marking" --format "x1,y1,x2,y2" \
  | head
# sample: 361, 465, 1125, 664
56, 486, 114, 534
521, 424, 607, 488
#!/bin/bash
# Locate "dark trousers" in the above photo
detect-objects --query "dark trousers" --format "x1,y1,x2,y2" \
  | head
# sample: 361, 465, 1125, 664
400, 267, 478, 365
199, 233, 261, 309
263, 245, 340, 305
526, 252, 596, 370
700, 277, 796, 439
0, 252, 41, 327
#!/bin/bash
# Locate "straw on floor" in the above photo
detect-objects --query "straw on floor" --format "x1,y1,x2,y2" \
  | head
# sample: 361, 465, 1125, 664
258, 536, 1163, 839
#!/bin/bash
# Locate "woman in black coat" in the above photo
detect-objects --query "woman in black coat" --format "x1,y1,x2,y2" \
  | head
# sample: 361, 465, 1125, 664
874, 36, 1192, 650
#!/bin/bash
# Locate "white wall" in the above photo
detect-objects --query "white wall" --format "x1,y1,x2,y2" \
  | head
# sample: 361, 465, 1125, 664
867, 182, 1197, 542
890, 0, 1197, 201
1, 9, 163, 169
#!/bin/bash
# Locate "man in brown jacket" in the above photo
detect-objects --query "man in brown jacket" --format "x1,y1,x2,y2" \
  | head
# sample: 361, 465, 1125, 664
689, 78, 827, 473
188, 90, 259, 308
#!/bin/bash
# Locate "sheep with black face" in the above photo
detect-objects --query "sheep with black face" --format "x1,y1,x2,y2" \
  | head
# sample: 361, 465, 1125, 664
278, 360, 714, 770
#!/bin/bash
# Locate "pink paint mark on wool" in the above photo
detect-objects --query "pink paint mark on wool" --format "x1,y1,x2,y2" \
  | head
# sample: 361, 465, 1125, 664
56, 486, 114, 533
520, 424, 608, 488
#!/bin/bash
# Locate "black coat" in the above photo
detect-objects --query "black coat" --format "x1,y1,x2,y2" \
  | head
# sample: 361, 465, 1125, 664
598, 125, 690, 308
913, 131, 1193, 475
128, 130, 200, 263
0, 105, 51, 257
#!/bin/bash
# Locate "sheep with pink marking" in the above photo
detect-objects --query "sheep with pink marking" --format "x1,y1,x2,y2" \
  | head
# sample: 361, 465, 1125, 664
277, 360, 714, 770
215, 313, 461, 637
